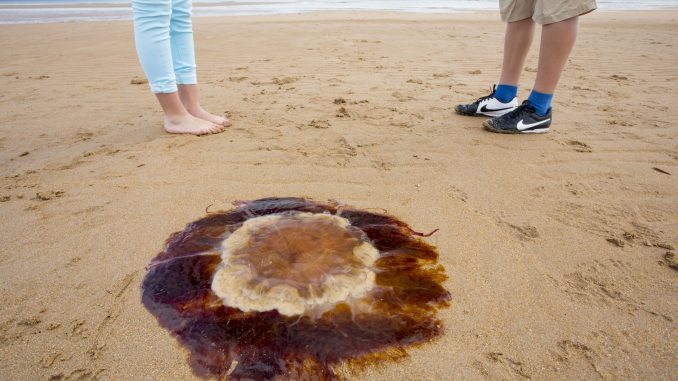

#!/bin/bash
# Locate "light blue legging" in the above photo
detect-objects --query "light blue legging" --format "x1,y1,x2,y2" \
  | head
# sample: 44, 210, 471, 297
132, 0, 197, 93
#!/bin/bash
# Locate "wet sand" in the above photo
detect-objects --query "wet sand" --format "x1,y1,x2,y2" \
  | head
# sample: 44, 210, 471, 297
0, 11, 677, 380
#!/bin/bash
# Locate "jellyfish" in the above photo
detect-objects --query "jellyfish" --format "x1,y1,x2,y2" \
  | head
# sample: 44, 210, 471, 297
141, 197, 450, 380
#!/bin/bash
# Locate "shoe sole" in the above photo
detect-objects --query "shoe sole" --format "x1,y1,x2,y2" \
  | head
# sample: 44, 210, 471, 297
482, 120, 550, 134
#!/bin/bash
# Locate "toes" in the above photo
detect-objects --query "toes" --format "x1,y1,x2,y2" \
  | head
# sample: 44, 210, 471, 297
209, 123, 225, 134
215, 116, 232, 127
197, 124, 218, 136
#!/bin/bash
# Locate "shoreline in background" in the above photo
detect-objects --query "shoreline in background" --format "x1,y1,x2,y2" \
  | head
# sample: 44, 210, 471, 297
1, 0, 678, 24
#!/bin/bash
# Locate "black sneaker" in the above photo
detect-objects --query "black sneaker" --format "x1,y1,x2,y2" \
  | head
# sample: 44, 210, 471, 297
483, 101, 552, 134
455, 85, 518, 117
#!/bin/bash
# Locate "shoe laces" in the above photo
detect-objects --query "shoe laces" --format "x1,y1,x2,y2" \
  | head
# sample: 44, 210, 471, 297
472, 84, 497, 105
504, 101, 536, 122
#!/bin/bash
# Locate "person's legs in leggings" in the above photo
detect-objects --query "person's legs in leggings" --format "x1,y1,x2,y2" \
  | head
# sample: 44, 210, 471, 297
170, 0, 229, 126
494, 18, 536, 103
132, 0, 223, 135
527, 16, 579, 115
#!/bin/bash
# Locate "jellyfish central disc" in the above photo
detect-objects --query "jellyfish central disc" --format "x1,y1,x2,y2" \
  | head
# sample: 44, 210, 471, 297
211, 213, 380, 316
244, 216, 367, 286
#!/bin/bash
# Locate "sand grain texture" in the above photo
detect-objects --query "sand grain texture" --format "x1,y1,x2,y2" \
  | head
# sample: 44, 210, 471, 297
0, 11, 677, 381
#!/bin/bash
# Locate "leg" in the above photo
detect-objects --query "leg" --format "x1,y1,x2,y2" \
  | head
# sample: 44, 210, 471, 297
533, 16, 579, 94
491, 18, 536, 103
483, 9, 587, 133
498, 18, 536, 87
132, 0, 222, 135
132, 0, 176, 93
170, 0, 231, 126
526, 16, 579, 116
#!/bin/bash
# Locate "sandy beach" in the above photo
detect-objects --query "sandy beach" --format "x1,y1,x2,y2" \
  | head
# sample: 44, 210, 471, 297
0, 10, 677, 380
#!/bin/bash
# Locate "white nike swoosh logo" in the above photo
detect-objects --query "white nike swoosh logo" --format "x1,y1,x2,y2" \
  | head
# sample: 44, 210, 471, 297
480, 105, 514, 113
517, 119, 551, 131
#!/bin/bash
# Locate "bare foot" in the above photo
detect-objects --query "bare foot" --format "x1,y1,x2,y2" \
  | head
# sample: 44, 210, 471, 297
187, 106, 232, 126
163, 114, 225, 136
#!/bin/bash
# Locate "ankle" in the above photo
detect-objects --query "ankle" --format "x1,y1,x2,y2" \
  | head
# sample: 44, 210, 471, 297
495, 84, 518, 103
527, 90, 554, 116
184, 104, 204, 115
164, 111, 191, 124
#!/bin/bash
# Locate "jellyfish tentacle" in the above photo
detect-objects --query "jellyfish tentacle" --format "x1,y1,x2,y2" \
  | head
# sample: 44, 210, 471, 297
409, 227, 440, 237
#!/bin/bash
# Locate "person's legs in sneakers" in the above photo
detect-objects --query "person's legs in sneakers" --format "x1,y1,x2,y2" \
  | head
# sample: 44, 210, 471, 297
484, 0, 597, 134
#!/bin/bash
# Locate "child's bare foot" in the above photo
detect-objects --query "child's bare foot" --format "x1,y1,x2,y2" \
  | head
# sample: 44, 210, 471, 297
187, 106, 232, 126
163, 114, 225, 136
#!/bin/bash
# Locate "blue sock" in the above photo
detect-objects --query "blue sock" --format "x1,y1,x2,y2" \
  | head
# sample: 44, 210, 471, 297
494, 84, 518, 103
527, 90, 554, 116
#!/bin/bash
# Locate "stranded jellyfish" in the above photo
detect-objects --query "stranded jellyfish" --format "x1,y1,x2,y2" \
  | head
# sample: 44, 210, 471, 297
142, 197, 450, 380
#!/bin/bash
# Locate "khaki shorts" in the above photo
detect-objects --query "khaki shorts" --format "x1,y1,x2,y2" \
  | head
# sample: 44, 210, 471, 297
500, 0, 597, 25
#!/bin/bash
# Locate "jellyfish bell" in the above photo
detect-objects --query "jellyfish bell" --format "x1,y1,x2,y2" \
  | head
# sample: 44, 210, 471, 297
142, 197, 450, 380
211, 212, 380, 317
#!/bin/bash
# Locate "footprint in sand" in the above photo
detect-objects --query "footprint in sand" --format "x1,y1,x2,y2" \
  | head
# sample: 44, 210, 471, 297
40, 352, 63, 369
335, 107, 350, 118
75, 132, 94, 142
659, 252, 678, 271
391, 91, 414, 102
1, 313, 47, 345
606, 237, 626, 248
564, 140, 592, 153
432, 72, 452, 79
610, 224, 673, 249
553, 340, 603, 378
308, 119, 331, 129
68, 320, 87, 338
371, 160, 394, 171
272, 76, 298, 86
559, 260, 673, 322
572, 85, 595, 92
610, 74, 629, 81
227, 76, 249, 82
505, 222, 540, 240
49, 369, 106, 381
33, 191, 65, 201
481, 352, 531, 379
446, 185, 468, 202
